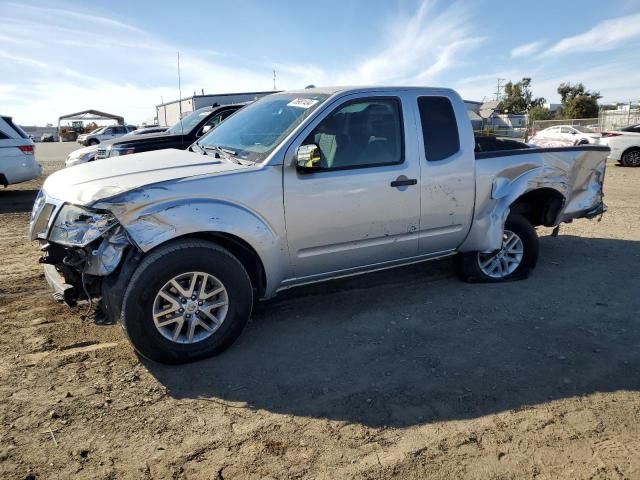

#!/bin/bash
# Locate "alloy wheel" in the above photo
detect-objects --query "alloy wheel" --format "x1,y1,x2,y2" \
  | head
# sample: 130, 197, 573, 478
477, 230, 524, 279
152, 271, 228, 344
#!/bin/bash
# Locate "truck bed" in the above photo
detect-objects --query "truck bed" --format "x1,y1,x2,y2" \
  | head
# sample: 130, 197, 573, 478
460, 145, 609, 253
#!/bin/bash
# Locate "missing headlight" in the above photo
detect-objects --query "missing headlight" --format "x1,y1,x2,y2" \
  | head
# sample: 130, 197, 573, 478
49, 204, 117, 247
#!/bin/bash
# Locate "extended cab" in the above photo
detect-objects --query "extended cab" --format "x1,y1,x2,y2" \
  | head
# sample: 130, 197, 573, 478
30, 87, 608, 364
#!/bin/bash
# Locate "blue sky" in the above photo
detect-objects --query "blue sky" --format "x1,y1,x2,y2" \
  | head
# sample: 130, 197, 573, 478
2, 0, 640, 125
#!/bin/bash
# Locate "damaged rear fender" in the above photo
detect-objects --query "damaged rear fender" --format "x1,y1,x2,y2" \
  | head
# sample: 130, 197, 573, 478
459, 167, 566, 253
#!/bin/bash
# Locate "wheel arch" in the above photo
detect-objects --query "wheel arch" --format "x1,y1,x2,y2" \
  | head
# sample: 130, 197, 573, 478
509, 188, 566, 227
169, 231, 267, 299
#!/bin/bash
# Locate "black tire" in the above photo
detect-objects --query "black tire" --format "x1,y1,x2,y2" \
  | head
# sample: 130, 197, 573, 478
121, 239, 253, 364
455, 214, 539, 283
88, 139, 99, 146
620, 148, 640, 167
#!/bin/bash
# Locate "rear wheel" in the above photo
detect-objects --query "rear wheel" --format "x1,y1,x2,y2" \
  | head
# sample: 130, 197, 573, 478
121, 239, 253, 364
621, 148, 640, 167
455, 214, 539, 283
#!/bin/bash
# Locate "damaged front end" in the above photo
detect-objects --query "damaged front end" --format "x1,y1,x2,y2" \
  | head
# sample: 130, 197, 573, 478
31, 197, 133, 310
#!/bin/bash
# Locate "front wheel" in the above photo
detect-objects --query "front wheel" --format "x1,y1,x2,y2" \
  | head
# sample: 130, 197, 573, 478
121, 239, 253, 364
455, 214, 539, 283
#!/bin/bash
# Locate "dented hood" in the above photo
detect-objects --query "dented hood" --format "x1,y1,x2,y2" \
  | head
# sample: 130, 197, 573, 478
43, 148, 248, 205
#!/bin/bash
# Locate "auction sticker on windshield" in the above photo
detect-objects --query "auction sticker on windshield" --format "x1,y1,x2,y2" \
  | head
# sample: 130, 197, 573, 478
287, 98, 320, 109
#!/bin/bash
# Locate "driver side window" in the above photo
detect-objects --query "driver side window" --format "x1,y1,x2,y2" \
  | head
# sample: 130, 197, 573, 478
303, 98, 403, 170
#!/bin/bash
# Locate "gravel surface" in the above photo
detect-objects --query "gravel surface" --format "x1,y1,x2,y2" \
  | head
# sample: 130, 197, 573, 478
1, 144, 639, 479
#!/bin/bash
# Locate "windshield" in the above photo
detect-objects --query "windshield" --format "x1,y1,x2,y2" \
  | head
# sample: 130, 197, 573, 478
198, 93, 330, 163
91, 127, 107, 135
573, 126, 594, 133
167, 108, 212, 135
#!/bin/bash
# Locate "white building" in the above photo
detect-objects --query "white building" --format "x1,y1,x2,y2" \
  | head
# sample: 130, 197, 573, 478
156, 91, 277, 126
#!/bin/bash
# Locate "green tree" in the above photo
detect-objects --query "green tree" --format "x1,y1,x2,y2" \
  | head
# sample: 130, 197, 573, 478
528, 105, 554, 123
497, 78, 545, 114
556, 82, 602, 119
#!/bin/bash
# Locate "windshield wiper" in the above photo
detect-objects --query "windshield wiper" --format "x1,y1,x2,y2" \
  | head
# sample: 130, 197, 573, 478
203, 145, 242, 164
191, 142, 207, 155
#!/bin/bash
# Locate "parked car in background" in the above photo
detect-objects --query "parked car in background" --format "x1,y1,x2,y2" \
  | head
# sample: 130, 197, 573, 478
77, 125, 137, 146
41, 133, 56, 142
601, 124, 640, 167
65, 144, 100, 168
66, 127, 168, 167
129, 126, 168, 136
31, 86, 608, 364
529, 125, 601, 148
93, 104, 243, 161
0, 114, 42, 187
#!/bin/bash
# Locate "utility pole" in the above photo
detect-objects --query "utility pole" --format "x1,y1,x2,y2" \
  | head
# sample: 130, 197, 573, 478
177, 51, 183, 134
273, 69, 277, 90
495, 78, 506, 101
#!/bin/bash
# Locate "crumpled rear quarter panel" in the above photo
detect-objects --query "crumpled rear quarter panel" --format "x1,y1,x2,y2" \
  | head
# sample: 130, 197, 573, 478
460, 147, 608, 253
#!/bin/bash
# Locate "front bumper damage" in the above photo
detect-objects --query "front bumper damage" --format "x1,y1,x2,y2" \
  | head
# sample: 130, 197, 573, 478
39, 226, 135, 321
43, 263, 77, 306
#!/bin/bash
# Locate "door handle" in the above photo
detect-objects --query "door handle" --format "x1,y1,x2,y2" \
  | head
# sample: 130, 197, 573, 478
390, 177, 418, 188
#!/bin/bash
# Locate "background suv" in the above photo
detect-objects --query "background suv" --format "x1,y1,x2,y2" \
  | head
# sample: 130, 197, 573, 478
0, 114, 42, 187
77, 125, 136, 146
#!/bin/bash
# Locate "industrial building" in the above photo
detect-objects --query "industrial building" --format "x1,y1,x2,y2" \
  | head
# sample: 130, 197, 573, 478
156, 91, 277, 126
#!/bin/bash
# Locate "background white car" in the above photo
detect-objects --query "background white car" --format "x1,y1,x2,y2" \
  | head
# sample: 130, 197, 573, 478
65, 127, 167, 167
0, 114, 42, 187
77, 125, 136, 146
529, 125, 601, 148
601, 124, 640, 167
65, 144, 99, 167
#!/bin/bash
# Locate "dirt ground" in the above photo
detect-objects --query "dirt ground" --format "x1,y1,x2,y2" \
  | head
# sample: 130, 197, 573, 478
1, 143, 639, 479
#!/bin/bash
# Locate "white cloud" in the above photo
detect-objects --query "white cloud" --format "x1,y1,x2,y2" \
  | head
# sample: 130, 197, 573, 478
0, 1, 482, 125
337, 0, 484, 85
511, 41, 544, 58
544, 13, 640, 56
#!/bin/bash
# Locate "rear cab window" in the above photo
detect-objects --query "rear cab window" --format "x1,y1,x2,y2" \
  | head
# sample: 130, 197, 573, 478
417, 96, 460, 161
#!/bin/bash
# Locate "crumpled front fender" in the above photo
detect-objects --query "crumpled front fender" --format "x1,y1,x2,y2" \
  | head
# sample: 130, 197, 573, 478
94, 192, 287, 297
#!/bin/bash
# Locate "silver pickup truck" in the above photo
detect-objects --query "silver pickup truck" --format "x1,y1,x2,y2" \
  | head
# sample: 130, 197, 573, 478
30, 87, 608, 364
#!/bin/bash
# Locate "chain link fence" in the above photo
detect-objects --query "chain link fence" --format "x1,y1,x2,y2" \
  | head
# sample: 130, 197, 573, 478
532, 118, 598, 133
532, 110, 639, 133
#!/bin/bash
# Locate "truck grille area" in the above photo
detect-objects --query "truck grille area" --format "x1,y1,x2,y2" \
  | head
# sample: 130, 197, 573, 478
96, 147, 108, 159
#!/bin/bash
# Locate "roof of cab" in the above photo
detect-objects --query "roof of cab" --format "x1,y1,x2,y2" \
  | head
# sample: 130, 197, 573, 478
278, 85, 459, 97
284, 85, 454, 95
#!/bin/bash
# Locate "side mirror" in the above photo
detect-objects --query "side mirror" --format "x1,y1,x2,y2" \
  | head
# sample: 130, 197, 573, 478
295, 144, 322, 171
571, 130, 577, 134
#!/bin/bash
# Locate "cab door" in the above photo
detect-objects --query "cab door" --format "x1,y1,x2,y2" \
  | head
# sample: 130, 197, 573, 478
415, 94, 475, 255
283, 93, 421, 280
